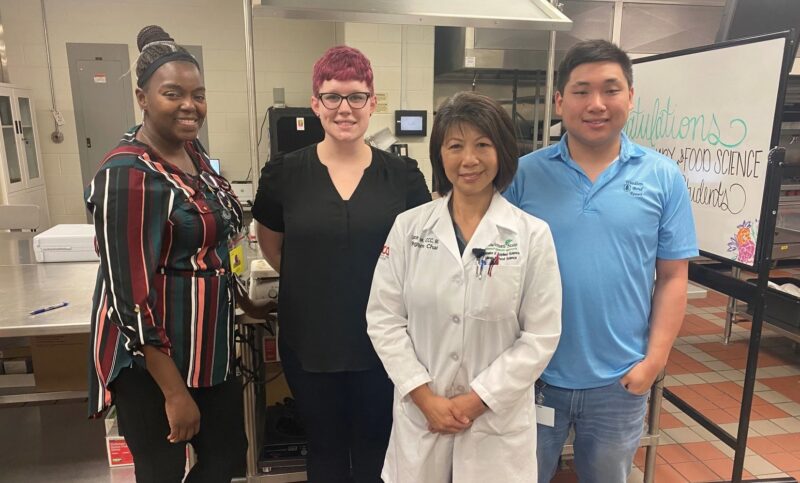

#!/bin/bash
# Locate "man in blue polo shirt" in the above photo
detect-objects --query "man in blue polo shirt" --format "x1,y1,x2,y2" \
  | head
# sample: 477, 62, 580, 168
504, 39, 698, 482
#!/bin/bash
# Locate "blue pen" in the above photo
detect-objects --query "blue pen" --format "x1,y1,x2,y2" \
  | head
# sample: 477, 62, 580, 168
30, 301, 69, 315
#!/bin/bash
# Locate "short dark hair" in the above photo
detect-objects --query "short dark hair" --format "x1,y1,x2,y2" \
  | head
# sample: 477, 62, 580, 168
556, 39, 633, 93
312, 46, 374, 96
429, 92, 518, 196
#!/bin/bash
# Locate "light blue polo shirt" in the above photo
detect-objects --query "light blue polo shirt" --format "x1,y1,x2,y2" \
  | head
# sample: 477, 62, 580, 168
504, 133, 698, 389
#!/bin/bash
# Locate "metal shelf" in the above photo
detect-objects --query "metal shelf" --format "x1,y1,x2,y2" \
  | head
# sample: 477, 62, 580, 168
247, 472, 307, 482
0, 390, 85, 406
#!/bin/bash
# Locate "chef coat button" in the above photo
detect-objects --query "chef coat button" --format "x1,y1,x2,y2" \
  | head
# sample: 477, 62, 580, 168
450, 353, 459, 361
456, 385, 465, 393
451, 315, 460, 324
452, 275, 462, 285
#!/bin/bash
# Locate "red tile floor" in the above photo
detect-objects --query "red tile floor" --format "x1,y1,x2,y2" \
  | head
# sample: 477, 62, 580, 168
551, 284, 800, 482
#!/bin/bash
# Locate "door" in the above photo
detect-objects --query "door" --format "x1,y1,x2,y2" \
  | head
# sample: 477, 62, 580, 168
67, 44, 136, 204
16, 95, 43, 188
0, 89, 24, 195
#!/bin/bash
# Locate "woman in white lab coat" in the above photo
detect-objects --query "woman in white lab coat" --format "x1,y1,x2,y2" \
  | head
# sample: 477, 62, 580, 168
366, 91, 562, 483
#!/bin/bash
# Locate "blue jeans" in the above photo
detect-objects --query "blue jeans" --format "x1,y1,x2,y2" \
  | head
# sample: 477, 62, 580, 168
536, 380, 648, 483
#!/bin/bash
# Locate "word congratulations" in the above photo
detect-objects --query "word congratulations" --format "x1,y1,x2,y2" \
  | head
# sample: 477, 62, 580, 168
625, 97, 747, 149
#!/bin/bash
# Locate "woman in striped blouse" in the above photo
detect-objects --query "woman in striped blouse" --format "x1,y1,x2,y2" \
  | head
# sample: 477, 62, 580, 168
85, 25, 247, 483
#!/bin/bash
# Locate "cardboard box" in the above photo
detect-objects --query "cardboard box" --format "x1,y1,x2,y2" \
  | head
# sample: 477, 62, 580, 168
104, 408, 189, 467
105, 409, 134, 467
30, 334, 89, 392
105, 413, 134, 467
106, 433, 134, 467
2, 358, 32, 374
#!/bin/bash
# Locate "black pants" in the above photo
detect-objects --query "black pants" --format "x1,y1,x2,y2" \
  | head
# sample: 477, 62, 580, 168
112, 364, 247, 483
279, 341, 393, 483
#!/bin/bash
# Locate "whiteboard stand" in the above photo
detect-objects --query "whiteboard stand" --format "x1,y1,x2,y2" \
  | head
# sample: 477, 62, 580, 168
666, 147, 796, 483
625, 28, 797, 483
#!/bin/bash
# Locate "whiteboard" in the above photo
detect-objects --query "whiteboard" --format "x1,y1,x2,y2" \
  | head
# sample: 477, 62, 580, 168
624, 35, 790, 268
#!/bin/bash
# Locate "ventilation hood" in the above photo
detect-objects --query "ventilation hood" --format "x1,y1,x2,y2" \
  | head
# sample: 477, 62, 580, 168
435, 26, 565, 77
253, 0, 572, 31
446, 1, 631, 79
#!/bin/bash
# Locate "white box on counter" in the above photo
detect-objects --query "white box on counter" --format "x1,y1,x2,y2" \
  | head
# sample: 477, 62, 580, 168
33, 224, 99, 263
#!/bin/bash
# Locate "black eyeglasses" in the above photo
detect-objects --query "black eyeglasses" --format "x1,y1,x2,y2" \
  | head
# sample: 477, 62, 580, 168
317, 92, 371, 110
199, 170, 237, 216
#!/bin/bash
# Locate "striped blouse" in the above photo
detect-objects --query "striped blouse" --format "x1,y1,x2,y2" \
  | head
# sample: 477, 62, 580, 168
85, 128, 243, 417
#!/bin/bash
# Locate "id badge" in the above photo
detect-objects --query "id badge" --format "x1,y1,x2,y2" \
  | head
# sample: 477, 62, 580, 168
229, 244, 245, 275
536, 405, 555, 427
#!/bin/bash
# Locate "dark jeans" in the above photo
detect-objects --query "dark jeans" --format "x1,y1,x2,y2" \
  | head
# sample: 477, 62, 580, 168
112, 364, 247, 483
279, 340, 393, 483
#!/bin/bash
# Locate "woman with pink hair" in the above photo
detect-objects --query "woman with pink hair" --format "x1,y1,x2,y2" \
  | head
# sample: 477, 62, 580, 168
252, 46, 431, 482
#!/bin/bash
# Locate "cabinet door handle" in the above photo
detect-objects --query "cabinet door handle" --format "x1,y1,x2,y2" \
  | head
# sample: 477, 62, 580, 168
86, 137, 92, 148
15, 121, 21, 134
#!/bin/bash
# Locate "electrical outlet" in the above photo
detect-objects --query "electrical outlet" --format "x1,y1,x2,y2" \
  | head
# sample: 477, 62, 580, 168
51, 110, 65, 126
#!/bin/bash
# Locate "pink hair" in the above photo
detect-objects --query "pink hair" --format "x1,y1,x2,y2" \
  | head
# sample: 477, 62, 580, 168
311, 46, 374, 96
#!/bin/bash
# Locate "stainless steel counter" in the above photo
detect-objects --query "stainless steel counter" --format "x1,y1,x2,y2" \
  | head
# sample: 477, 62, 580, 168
0, 262, 97, 337
0, 231, 96, 404
0, 234, 262, 338
0, 231, 97, 337
0, 232, 38, 266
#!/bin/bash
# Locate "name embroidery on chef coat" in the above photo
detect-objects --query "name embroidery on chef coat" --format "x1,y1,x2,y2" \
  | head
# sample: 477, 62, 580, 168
484, 238, 520, 262
410, 234, 440, 250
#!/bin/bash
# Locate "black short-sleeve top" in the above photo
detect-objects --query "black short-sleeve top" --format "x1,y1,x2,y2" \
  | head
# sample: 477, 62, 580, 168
252, 144, 431, 372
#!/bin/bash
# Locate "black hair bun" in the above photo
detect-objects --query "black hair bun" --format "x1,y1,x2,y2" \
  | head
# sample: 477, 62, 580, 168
136, 25, 174, 52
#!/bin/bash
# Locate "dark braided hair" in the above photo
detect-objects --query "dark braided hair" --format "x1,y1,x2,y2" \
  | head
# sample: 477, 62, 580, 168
135, 25, 198, 88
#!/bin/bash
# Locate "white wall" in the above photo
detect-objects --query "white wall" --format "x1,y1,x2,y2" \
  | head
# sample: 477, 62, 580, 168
0, 0, 255, 224
253, 17, 336, 164
0, 1, 433, 225
341, 23, 435, 186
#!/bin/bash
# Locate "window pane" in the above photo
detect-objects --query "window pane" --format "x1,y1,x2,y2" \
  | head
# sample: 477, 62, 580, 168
2, 126, 21, 184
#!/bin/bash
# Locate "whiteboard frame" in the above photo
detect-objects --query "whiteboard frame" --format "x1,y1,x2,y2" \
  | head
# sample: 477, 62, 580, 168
631, 31, 795, 272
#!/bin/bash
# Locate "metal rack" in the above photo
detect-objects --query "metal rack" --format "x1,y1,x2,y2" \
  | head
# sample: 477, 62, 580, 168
724, 182, 800, 345
238, 319, 307, 482
668, 147, 799, 483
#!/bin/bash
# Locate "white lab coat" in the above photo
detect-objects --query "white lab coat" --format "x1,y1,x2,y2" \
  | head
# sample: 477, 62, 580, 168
367, 191, 562, 483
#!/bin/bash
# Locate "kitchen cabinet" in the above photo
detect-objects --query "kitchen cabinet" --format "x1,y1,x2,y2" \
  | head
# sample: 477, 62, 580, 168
0, 84, 49, 228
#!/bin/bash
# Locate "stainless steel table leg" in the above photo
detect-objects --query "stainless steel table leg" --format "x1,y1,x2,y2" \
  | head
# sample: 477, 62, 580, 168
240, 324, 259, 477
724, 267, 742, 344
